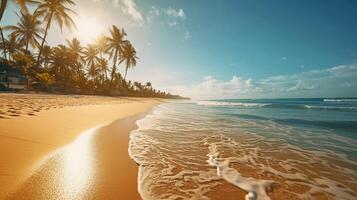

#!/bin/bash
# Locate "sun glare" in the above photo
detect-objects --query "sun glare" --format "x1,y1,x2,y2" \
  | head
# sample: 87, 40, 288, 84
74, 15, 105, 44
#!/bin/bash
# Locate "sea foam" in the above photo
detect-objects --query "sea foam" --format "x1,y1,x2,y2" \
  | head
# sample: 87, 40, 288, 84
129, 102, 357, 200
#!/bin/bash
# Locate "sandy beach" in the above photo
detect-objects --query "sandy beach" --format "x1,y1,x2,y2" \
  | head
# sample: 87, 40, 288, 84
0, 93, 162, 199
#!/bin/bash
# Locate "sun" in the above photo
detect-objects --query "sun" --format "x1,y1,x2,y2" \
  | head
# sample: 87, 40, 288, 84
74, 14, 105, 44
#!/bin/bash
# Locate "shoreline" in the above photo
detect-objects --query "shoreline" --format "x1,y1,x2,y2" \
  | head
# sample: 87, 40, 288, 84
0, 94, 163, 199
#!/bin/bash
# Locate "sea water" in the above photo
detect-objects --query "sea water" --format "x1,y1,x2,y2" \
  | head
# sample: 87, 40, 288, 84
129, 98, 357, 200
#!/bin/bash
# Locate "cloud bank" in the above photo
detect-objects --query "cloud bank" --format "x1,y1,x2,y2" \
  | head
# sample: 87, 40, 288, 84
164, 64, 357, 99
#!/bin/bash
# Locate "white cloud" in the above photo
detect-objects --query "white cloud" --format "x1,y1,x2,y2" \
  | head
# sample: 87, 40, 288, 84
120, 0, 144, 24
147, 6, 186, 26
165, 8, 186, 19
164, 75, 255, 99
164, 64, 357, 99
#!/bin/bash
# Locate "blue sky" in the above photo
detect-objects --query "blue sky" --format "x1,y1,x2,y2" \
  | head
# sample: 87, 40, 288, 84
2, 0, 357, 99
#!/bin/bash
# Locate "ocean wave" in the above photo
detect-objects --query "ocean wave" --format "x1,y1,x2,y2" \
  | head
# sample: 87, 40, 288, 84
227, 113, 357, 132
197, 101, 357, 111
324, 98, 357, 102
197, 101, 268, 107
129, 103, 357, 200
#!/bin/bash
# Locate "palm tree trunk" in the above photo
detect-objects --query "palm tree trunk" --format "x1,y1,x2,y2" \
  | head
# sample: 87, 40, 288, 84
36, 12, 53, 67
0, 26, 7, 60
0, 0, 7, 22
110, 49, 118, 83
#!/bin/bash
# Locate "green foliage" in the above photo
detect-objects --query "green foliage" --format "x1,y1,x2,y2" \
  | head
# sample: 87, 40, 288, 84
0, 0, 185, 99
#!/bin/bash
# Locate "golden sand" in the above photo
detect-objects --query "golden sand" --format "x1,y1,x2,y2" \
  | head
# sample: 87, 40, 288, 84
0, 93, 162, 199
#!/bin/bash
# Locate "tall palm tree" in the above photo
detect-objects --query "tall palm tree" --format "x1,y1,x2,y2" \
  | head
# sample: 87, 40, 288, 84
120, 41, 138, 80
106, 25, 127, 82
83, 44, 99, 79
0, 1, 38, 58
0, 34, 19, 61
4, 11, 43, 51
66, 37, 83, 83
35, 0, 76, 67
95, 35, 108, 79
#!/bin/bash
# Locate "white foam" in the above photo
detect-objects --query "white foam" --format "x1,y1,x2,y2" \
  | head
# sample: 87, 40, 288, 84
197, 100, 268, 107
206, 143, 274, 200
324, 98, 357, 102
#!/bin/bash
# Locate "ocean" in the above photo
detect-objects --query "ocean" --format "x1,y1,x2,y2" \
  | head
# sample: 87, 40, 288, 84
129, 98, 357, 200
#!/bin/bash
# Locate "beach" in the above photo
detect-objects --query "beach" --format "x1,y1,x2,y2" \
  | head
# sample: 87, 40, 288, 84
0, 93, 162, 199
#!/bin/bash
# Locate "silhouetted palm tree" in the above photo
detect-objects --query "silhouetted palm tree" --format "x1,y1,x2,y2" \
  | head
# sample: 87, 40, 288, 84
41, 45, 51, 68
97, 57, 108, 82
83, 44, 99, 79
106, 25, 127, 82
35, 0, 76, 67
5, 11, 43, 51
120, 41, 137, 80
95, 35, 108, 80
66, 37, 83, 63
0, 34, 19, 61
49, 44, 77, 90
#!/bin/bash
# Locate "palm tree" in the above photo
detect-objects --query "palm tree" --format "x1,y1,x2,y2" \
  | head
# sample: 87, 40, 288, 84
49, 44, 77, 90
0, 0, 38, 22
66, 37, 83, 64
83, 44, 99, 79
97, 57, 108, 82
4, 11, 43, 51
95, 35, 108, 80
0, 34, 19, 61
120, 41, 138, 80
106, 25, 127, 82
0, 1, 39, 59
35, 0, 76, 67
41, 45, 51, 68
66, 38, 84, 85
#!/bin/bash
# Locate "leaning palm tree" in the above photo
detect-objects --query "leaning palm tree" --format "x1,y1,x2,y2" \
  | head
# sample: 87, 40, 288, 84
4, 11, 43, 51
35, 0, 76, 67
106, 25, 127, 82
120, 41, 138, 80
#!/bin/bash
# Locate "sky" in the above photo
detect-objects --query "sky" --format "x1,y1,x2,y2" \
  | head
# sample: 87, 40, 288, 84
2, 0, 357, 99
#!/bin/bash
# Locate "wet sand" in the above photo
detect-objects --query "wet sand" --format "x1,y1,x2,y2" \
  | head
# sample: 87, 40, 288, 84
0, 93, 162, 199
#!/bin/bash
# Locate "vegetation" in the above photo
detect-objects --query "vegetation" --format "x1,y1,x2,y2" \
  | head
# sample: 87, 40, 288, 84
0, 0, 184, 99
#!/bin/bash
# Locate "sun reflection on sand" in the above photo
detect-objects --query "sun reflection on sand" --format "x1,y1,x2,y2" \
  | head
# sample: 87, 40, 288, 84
61, 127, 98, 197
16, 126, 101, 199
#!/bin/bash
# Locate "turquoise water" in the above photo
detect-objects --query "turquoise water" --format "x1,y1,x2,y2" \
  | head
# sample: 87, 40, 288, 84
130, 98, 357, 200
